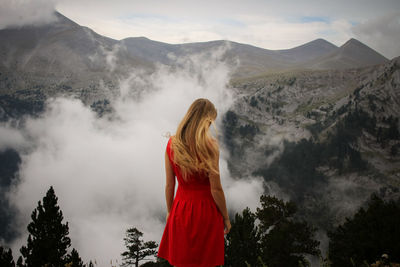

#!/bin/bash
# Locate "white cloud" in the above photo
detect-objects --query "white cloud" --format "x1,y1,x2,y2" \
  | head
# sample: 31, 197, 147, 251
0, 124, 28, 152
4, 44, 264, 265
0, 0, 58, 29
49, 0, 399, 58
2, 0, 396, 57
352, 10, 400, 59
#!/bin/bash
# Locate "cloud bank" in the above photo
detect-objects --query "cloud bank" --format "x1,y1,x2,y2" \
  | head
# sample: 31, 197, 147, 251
3, 45, 264, 265
352, 10, 400, 59
0, 0, 58, 29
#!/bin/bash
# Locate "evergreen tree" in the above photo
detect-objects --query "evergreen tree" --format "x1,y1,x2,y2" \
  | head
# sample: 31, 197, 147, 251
140, 258, 172, 267
18, 186, 71, 267
256, 195, 320, 267
0, 246, 15, 267
225, 207, 260, 266
65, 248, 84, 267
121, 227, 158, 267
328, 194, 400, 267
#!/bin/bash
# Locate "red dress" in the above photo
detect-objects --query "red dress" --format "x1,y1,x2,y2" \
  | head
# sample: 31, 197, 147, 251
157, 137, 225, 267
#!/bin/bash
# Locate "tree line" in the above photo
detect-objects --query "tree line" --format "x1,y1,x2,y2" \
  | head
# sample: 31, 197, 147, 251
1, 186, 399, 267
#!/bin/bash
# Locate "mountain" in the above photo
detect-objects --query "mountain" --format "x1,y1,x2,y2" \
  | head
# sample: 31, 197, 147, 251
120, 37, 386, 77
121, 37, 180, 65
301, 38, 388, 70
276, 38, 339, 63
120, 37, 388, 77
0, 11, 390, 109
0, 11, 153, 104
225, 55, 400, 230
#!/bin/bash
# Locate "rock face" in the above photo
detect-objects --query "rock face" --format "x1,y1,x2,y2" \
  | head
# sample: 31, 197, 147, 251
224, 56, 400, 230
0, 11, 153, 110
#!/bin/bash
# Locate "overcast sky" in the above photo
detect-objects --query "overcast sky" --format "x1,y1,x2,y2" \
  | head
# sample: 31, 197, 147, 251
0, 0, 399, 59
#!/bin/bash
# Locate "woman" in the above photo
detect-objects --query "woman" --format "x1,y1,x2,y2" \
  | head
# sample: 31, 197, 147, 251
157, 98, 231, 267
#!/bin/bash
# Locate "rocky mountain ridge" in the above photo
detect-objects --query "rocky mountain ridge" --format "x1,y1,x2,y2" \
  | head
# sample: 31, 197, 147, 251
0, 11, 389, 117
223, 56, 400, 230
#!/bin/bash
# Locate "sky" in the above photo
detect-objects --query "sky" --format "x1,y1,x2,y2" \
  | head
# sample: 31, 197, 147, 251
0, 0, 399, 59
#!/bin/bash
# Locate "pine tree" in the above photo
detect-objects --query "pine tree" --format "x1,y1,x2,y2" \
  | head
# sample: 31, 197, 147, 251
65, 248, 84, 267
121, 227, 158, 267
328, 194, 400, 267
0, 246, 15, 267
256, 195, 320, 267
18, 186, 71, 267
225, 207, 260, 266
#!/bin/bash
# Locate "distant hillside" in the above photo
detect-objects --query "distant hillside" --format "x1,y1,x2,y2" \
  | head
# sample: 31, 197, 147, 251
0, 11, 153, 106
224, 56, 400, 230
301, 38, 388, 70
0, 10, 390, 110
275, 38, 339, 63
121, 37, 388, 77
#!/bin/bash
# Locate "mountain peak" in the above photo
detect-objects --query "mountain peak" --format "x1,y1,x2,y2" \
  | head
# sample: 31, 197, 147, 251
310, 38, 337, 46
275, 38, 338, 63
339, 38, 388, 61
53, 10, 81, 27
341, 38, 365, 48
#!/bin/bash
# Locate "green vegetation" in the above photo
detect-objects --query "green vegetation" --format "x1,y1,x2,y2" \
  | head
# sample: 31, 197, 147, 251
0, 246, 15, 267
17, 186, 72, 267
0, 94, 45, 120
0, 149, 21, 242
250, 96, 258, 107
0, 186, 90, 267
225, 208, 260, 266
222, 110, 239, 155
255, 108, 374, 200
66, 249, 85, 267
2, 188, 399, 267
239, 124, 259, 140
254, 138, 327, 201
121, 227, 158, 267
90, 99, 113, 117
328, 194, 400, 267
225, 195, 320, 267
377, 115, 400, 148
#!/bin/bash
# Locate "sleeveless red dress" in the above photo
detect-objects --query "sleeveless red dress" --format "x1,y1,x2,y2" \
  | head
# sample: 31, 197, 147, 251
157, 137, 225, 267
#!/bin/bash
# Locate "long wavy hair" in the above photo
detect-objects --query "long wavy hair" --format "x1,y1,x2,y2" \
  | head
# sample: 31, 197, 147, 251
170, 98, 219, 181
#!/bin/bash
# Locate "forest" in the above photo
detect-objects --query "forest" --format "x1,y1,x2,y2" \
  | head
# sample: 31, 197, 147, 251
1, 186, 399, 267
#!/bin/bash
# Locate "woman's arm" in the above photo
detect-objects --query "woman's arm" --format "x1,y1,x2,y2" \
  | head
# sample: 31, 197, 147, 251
164, 150, 175, 222
209, 145, 231, 234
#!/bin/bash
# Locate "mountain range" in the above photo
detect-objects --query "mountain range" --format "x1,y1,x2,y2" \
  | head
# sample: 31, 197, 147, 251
0, 11, 389, 108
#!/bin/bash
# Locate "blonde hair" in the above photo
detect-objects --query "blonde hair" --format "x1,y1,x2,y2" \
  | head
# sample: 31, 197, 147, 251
171, 98, 219, 181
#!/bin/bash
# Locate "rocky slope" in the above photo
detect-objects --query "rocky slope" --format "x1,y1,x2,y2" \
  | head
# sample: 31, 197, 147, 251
0, 11, 389, 121
223, 56, 400, 230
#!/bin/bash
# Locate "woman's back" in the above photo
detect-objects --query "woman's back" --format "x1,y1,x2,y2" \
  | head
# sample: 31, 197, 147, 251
167, 136, 211, 190
157, 98, 230, 267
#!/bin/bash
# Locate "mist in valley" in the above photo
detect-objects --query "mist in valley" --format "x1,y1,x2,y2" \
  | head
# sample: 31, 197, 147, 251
0, 44, 267, 264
